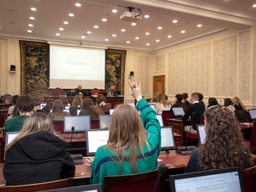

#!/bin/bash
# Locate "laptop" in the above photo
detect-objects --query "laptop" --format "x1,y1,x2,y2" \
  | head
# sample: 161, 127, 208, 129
197, 124, 206, 144
86, 129, 110, 156
4, 132, 20, 160
64, 115, 91, 133
40, 103, 46, 110
156, 114, 163, 126
161, 126, 175, 152
109, 109, 115, 115
99, 115, 112, 129
126, 102, 136, 107
40, 184, 102, 192
248, 109, 256, 121
169, 167, 244, 192
172, 107, 185, 117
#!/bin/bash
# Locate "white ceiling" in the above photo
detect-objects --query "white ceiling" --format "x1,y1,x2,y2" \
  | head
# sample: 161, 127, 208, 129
0, 0, 256, 51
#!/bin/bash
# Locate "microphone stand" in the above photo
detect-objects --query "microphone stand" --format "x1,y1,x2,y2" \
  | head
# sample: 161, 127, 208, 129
69, 126, 75, 153
152, 164, 167, 192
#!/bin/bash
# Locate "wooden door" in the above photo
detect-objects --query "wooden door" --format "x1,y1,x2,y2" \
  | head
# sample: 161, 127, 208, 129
153, 75, 165, 96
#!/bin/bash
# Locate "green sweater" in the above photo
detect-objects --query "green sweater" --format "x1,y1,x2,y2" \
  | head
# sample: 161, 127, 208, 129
90, 98, 161, 184
4, 115, 28, 134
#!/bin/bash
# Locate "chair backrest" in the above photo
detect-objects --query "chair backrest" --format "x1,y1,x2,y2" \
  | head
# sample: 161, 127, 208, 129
104, 169, 166, 192
0, 178, 73, 192
242, 165, 256, 192
52, 120, 64, 133
52, 88, 64, 96
1, 94, 13, 104
249, 121, 256, 152
91, 120, 99, 129
162, 110, 174, 126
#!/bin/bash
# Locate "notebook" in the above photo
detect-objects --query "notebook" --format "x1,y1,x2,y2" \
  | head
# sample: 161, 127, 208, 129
169, 167, 244, 192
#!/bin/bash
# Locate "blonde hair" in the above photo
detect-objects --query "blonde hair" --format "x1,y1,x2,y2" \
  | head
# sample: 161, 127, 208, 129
52, 99, 64, 112
156, 94, 168, 108
6, 113, 56, 150
107, 104, 148, 173
232, 96, 246, 110
72, 95, 83, 107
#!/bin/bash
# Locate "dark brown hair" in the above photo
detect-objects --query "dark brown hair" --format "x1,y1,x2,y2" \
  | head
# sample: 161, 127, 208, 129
224, 98, 233, 106
16, 95, 35, 113
82, 98, 104, 120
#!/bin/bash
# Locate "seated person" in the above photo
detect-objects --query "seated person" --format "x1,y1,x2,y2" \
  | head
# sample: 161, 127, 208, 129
4, 95, 34, 134
69, 95, 83, 115
41, 98, 53, 115
3, 113, 75, 186
79, 98, 104, 120
106, 83, 116, 97
182, 93, 190, 107
155, 93, 169, 114
172, 94, 187, 112
207, 97, 219, 108
182, 92, 205, 134
75, 85, 83, 96
96, 94, 111, 114
185, 105, 254, 173
48, 100, 70, 121
90, 78, 161, 184
7, 95, 19, 116
198, 93, 205, 106
59, 96, 69, 108
232, 96, 246, 110
224, 98, 236, 114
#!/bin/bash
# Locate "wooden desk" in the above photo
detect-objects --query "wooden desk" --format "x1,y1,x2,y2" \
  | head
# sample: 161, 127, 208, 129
44, 96, 124, 109
0, 150, 189, 185
167, 118, 184, 146
0, 109, 8, 128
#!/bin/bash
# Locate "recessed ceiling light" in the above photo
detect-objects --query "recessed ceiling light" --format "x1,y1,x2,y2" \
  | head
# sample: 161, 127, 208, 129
69, 13, 74, 17
105, 39, 109, 41
31, 7, 36, 11
158, 27, 162, 30
121, 29, 125, 32
81, 36, 86, 39
197, 24, 202, 27
146, 43, 150, 46
27, 30, 32, 33
156, 39, 160, 42
145, 32, 150, 35
144, 15, 149, 18
112, 34, 116, 37
126, 41, 130, 44
75, 3, 81, 7
135, 37, 139, 40
172, 20, 178, 23
28, 24, 33, 27
181, 30, 185, 33
56, 33, 60, 36
59, 28, 64, 31
167, 35, 172, 38
63, 21, 68, 24
131, 23, 136, 26
87, 31, 91, 34
94, 25, 98, 28
29, 17, 35, 20
102, 18, 107, 22
253, 4, 256, 7
112, 9, 117, 13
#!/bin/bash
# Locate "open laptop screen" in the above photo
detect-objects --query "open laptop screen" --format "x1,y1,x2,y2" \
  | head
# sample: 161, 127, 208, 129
161, 126, 175, 151
109, 109, 115, 115
156, 114, 163, 126
126, 102, 135, 107
248, 109, 256, 121
172, 107, 185, 117
64, 116, 91, 132
86, 129, 109, 156
197, 124, 206, 144
99, 115, 112, 129
40, 184, 102, 192
5, 132, 20, 160
169, 167, 244, 192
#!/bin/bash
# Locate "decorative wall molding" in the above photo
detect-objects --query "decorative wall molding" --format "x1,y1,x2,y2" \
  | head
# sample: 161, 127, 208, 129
167, 43, 210, 96
155, 54, 165, 72
239, 30, 251, 101
213, 36, 236, 97
0, 43, 2, 94
136, 55, 150, 95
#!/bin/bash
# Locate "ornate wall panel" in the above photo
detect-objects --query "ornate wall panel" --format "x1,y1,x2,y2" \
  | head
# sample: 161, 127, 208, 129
239, 31, 251, 101
167, 43, 210, 96
0, 43, 2, 94
213, 36, 236, 97
136, 55, 150, 95
155, 55, 165, 72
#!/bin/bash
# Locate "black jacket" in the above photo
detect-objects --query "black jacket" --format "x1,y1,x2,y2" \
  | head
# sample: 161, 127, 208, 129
3, 131, 75, 186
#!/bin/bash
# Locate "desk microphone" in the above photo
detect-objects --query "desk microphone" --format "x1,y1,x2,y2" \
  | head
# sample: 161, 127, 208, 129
69, 126, 75, 153
152, 163, 167, 192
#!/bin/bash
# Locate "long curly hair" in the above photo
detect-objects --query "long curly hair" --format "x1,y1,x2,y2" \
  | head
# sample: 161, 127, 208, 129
198, 105, 253, 171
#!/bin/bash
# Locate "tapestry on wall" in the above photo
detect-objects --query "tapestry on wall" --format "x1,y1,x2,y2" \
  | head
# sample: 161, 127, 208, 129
20, 41, 50, 104
105, 49, 126, 94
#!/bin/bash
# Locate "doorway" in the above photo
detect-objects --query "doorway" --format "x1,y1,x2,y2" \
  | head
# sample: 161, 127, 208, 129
153, 75, 165, 96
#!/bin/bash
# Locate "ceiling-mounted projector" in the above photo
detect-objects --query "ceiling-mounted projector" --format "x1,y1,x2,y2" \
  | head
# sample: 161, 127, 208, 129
120, 11, 142, 22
